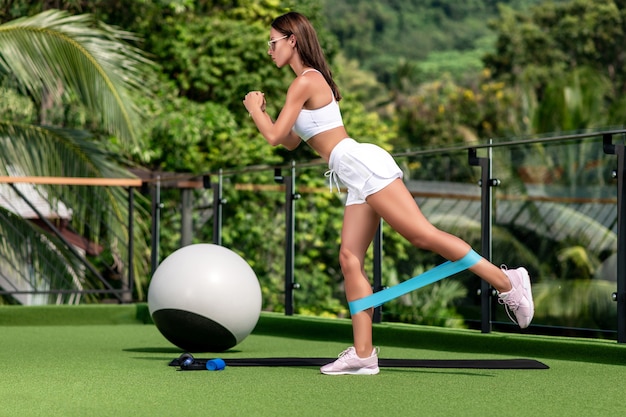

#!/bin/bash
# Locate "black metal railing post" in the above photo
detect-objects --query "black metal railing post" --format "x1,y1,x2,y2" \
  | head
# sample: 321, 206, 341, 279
275, 162, 300, 316
603, 133, 625, 343
180, 188, 193, 247
469, 145, 499, 333
150, 176, 161, 275
207, 170, 224, 246
125, 187, 134, 303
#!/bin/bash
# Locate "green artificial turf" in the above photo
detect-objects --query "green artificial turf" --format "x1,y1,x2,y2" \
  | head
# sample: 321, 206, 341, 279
1, 304, 625, 417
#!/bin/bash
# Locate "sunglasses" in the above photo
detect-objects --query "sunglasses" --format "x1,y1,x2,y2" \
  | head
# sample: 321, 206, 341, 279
267, 35, 288, 51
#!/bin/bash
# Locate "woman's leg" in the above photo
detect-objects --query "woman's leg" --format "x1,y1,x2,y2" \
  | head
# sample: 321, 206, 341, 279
365, 179, 512, 292
339, 202, 382, 358
365, 178, 533, 328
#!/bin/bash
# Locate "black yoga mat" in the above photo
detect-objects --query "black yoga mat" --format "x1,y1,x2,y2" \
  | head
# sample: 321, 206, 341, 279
169, 357, 549, 370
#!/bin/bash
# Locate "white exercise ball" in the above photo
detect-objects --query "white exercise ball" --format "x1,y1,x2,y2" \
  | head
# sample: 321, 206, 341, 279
148, 244, 262, 352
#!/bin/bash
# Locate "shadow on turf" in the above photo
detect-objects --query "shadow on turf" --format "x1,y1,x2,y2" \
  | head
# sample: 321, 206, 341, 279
382, 369, 496, 377
124, 347, 244, 365
123, 347, 244, 354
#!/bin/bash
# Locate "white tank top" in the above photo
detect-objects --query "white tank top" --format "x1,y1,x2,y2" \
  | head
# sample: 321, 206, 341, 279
291, 69, 344, 141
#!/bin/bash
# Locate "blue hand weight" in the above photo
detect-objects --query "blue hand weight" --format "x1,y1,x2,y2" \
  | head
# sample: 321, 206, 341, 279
349, 249, 482, 314
206, 358, 226, 371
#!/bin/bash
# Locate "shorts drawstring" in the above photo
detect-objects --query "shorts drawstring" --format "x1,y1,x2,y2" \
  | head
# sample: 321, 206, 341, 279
324, 169, 341, 193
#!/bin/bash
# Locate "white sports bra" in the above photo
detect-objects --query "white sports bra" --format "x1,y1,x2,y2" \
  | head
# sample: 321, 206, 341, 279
292, 69, 344, 141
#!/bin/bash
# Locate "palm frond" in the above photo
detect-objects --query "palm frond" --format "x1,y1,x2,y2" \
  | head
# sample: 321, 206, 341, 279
0, 206, 89, 304
0, 9, 155, 146
501, 200, 616, 255
0, 121, 129, 177
0, 121, 130, 229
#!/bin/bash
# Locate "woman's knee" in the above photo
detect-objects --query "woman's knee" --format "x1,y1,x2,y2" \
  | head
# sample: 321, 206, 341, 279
338, 246, 363, 275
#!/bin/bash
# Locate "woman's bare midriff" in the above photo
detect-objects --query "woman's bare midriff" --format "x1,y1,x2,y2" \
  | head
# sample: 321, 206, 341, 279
306, 126, 350, 162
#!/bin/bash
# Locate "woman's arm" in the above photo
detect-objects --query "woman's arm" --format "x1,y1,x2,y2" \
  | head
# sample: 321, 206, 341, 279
243, 76, 311, 150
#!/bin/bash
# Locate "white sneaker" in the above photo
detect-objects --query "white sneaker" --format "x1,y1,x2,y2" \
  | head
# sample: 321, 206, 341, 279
498, 266, 534, 328
320, 346, 380, 375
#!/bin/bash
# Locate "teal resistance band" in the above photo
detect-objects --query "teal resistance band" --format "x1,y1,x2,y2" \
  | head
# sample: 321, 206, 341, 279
348, 249, 482, 314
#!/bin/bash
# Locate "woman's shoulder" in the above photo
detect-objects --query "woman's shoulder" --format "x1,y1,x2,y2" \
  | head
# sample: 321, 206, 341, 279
287, 68, 331, 106
290, 69, 323, 91
296, 68, 327, 90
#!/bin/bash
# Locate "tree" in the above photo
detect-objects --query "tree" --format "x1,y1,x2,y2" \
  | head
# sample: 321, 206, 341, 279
484, 0, 626, 128
0, 10, 155, 303
323, 0, 548, 89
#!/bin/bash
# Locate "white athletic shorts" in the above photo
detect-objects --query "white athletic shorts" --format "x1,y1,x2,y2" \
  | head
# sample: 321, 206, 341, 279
328, 138, 403, 206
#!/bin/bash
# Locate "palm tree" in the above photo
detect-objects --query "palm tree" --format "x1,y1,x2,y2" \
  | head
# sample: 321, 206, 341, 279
0, 10, 154, 304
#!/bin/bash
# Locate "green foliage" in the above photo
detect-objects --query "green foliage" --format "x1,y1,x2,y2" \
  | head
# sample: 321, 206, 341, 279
531, 67, 613, 132
0, 85, 35, 123
394, 74, 520, 150
322, 0, 547, 87
332, 53, 390, 112
136, 88, 280, 173
146, 16, 281, 113
486, 0, 624, 87
485, 0, 626, 130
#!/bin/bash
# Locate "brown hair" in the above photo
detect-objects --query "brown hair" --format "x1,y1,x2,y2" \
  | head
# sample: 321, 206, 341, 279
271, 12, 342, 101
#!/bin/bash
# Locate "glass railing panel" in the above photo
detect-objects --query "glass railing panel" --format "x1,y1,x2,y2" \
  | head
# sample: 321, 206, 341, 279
492, 135, 618, 337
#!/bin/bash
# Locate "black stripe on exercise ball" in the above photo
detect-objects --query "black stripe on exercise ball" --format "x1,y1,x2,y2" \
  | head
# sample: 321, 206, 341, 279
152, 309, 237, 352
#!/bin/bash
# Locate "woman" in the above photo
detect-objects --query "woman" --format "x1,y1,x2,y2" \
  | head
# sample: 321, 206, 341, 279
243, 11, 533, 376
